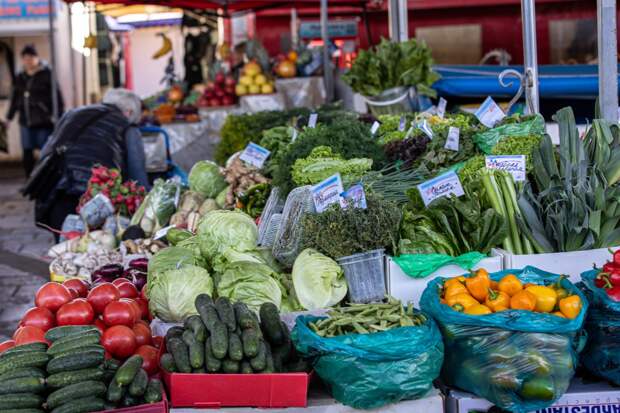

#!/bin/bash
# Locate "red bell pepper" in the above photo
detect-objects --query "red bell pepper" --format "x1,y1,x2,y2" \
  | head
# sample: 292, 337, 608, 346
595, 273, 611, 289
602, 261, 620, 275
609, 248, 620, 265
606, 285, 620, 302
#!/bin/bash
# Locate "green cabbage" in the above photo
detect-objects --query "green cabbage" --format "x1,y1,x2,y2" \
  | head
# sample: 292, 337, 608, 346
291, 146, 373, 186
189, 160, 227, 198
217, 262, 283, 312
292, 249, 347, 310
147, 246, 200, 289
197, 210, 258, 259
148, 265, 214, 322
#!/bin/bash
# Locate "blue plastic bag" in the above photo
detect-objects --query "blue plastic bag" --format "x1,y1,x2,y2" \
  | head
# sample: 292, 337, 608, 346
292, 314, 444, 410
580, 269, 620, 385
421, 266, 588, 413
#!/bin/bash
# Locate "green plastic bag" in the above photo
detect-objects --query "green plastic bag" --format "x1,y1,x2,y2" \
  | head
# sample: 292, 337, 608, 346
580, 269, 620, 385
421, 266, 588, 413
474, 114, 545, 154
393, 251, 486, 279
292, 314, 444, 410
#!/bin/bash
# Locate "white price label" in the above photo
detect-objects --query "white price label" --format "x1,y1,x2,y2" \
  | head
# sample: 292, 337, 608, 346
437, 98, 447, 118
239, 142, 271, 168
444, 126, 460, 151
398, 116, 406, 132
475, 96, 505, 128
291, 128, 298, 142
308, 113, 318, 128
485, 155, 527, 182
311, 174, 344, 213
370, 121, 380, 135
417, 170, 465, 207
342, 184, 367, 209
153, 225, 175, 241
419, 119, 433, 139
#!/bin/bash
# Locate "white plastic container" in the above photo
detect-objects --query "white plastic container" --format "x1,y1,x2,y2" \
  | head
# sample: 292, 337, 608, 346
337, 249, 386, 303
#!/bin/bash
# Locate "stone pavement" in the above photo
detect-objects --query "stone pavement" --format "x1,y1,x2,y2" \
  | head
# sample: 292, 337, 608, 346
0, 166, 54, 341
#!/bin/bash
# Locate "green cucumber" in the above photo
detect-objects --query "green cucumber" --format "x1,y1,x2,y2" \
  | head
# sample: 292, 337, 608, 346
184, 315, 207, 342
51, 345, 105, 360
182, 331, 204, 369
159, 353, 176, 372
50, 397, 105, 413
204, 339, 221, 373
241, 328, 260, 358
250, 341, 267, 371
0, 377, 45, 395
0, 352, 49, 375
272, 323, 293, 365
103, 359, 120, 371
143, 379, 163, 403
263, 342, 275, 373
194, 294, 213, 310
215, 297, 236, 332
259, 302, 284, 345
128, 368, 148, 397
222, 359, 239, 373
240, 361, 253, 374
234, 302, 256, 330
228, 333, 243, 361
106, 380, 124, 403
197, 303, 220, 333
0, 394, 44, 409
0, 367, 45, 382
46, 350, 104, 374
47, 331, 101, 356
164, 326, 184, 349
114, 355, 143, 385
210, 320, 228, 360
45, 326, 99, 343
47, 380, 106, 410
0, 409, 44, 413
167, 338, 191, 373
1, 343, 47, 358
120, 394, 140, 407
46, 367, 105, 388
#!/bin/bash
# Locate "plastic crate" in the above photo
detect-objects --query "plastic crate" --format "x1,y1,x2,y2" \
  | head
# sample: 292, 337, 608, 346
94, 391, 167, 413
337, 249, 386, 303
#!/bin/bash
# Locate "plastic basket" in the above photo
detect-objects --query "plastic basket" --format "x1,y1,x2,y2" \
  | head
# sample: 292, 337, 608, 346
258, 187, 285, 246
363, 87, 413, 116
337, 249, 386, 303
260, 213, 282, 248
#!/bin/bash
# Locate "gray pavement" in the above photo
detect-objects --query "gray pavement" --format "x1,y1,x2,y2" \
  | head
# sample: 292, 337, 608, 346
0, 166, 53, 342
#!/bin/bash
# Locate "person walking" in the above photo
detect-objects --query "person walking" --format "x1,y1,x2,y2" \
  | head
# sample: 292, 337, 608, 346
3, 45, 64, 177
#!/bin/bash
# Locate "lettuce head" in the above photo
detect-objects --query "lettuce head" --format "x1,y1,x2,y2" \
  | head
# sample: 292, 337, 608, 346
189, 160, 227, 198
292, 249, 347, 310
198, 210, 258, 259
217, 261, 283, 312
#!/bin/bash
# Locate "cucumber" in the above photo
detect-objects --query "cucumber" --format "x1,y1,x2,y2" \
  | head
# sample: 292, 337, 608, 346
164, 326, 184, 349
194, 293, 213, 310
102, 369, 115, 384
159, 353, 176, 373
240, 361, 253, 374
0, 394, 44, 409
144, 379, 163, 403
47, 332, 101, 356
215, 297, 236, 332
222, 359, 239, 373
51, 345, 105, 360
103, 359, 120, 371
182, 331, 204, 369
46, 350, 104, 374
128, 368, 148, 397
197, 303, 220, 333
250, 341, 267, 371
184, 315, 207, 342
106, 380, 124, 403
0, 367, 45, 382
260, 302, 284, 345
263, 342, 275, 373
50, 397, 105, 413
210, 320, 228, 360
0, 352, 49, 375
0, 409, 44, 413
272, 323, 292, 365
114, 355, 143, 386
234, 302, 256, 330
47, 367, 105, 389
228, 333, 243, 361
167, 338, 191, 373
45, 326, 98, 343
241, 328, 260, 358
0, 377, 45, 395
1, 343, 47, 358
120, 394, 140, 407
47, 380, 106, 410
204, 339, 221, 373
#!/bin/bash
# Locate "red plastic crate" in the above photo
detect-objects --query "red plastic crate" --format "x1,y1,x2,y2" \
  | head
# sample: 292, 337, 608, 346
94, 391, 168, 413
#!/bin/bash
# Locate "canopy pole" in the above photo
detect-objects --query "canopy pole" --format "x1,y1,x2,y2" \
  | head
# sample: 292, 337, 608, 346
290, 8, 298, 49
48, 0, 59, 121
521, 0, 539, 114
388, 0, 399, 41
320, 0, 333, 102
397, 0, 408, 41
597, 0, 618, 122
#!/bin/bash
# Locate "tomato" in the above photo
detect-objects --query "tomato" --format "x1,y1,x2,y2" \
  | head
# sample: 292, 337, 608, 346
56, 299, 95, 326
119, 299, 141, 322
35, 282, 73, 313
135, 319, 149, 328
0, 340, 15, 353
115, 281, 138, 299
87, 283, 120, 314
14, 326, 47, 345
134, 298, 150, 320
102, 325, 136, 359
135, 345, 159, 375
151, 336, 163, 349
103, 300, 135, 327
20, 307, 55, 332
63, 278, 89, 298
132, 323, 152, 347
94, 318, 106, 335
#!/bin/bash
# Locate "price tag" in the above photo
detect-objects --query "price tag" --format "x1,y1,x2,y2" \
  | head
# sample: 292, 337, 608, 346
239, 142, 271, 168
485, 155, 526, 182
342, 184, 367, 209
444, 126, 460, 151
291, 128, 298, 142
153, 225, 175, 241
311, 174, 344, 213
418, 119, 433, 139
398, 116, 406, 132
417, 170, 465, 207
308, 113, 318, 128
370, 121, 380, 135
437, 97, 447, 118
475, 96, 505, 128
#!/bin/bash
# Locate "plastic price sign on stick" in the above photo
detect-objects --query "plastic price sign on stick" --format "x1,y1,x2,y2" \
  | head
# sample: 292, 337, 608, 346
485, 155, 526, 182
308, 113, 318, 128
444, 126, 459, 151
291, 128, 299, 142
399, 116, 406, 132
239, 142, 271, 168
311, 173, 345, 213
342, 184, 367, 209
418, 119, 433, 140
153, 225, 175, 240
370, 121, 380, 135
475, 96, 506, 128
417, 170, 465, 207
437, 98, 447, 118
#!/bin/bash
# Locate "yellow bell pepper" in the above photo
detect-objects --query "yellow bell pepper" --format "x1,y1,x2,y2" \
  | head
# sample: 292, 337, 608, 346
551, 276, 569, 300
498, 274, 523, 297
559, 295, 582, 319
447, 293, 479, 311
465, 269, 491, 302
464, 304, 493, 315
510, 290, 537, 311
485, 289, 511, 312
525, 285, 558, 313
444, 282, 469, 299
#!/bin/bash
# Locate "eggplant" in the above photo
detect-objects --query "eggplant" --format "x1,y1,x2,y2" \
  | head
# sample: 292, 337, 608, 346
124, 268, 147, 291
128, 258, 148, 272
92, 263, 124, 282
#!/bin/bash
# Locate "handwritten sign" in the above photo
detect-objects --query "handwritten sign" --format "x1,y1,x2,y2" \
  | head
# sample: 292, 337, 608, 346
311, 174, 344, 213
437, 97, 447, 118
308, 113, 318, 128
485, 155, 526, 182
239, 142, 271, 168
445, 127, 459, 151
418, 119, 433, 139
417, 170, 464, 206
475, 96, 505, 128
153, 225, 175, 241
342, 184, 367, 209
370, 121, 380, 135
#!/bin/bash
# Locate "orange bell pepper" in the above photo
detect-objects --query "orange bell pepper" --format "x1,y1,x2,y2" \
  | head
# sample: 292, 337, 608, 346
485, 289, 510, 312
552, 311, 566, 318
510, 290, 537, 311
444, 282, 469, 299
447, 293, 479, 310
498, 274, 523, 297
490, 280, 499, 290
465, 269, 491, 302
559, 295, 582, 319
464, 304, 493, 315
525, 285, 558, 313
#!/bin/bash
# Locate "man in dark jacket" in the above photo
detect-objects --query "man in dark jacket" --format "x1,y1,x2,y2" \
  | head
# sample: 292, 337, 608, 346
3, 45, 64, 176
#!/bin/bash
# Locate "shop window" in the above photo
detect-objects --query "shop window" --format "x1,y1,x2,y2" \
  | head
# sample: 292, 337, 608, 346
415, 24, 482, 64
549, 19, 597, 64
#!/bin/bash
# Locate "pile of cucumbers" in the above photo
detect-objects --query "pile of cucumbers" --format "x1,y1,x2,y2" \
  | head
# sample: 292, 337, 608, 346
160, 295, 310, 374
107, 355, 162, 407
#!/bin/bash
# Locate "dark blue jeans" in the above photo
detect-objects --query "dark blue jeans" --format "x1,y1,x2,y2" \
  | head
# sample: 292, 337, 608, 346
20, 126, 52, 177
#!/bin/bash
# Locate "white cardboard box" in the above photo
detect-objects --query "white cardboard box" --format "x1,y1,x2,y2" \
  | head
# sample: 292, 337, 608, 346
386, 253, 503, 307
443, 377, 620, 413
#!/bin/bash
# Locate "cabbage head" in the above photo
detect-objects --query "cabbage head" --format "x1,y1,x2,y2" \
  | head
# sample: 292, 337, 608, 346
217, 261, 283, 312
212, 248, 267, 274
198, 210, 258, 259
147, 246, 200, 288
189, 160, 227, 198
292, 249, 347, 310
148, 265, 214, 322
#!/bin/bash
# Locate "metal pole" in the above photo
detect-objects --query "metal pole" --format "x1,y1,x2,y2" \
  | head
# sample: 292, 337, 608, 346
521, 0, 539, 114
397, 0, 408, 41
320, 0, 333, 102
290, 8, 298, 50
48, 0, 59, 121
597, 0, 618, 122
388, 0, 399, 41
